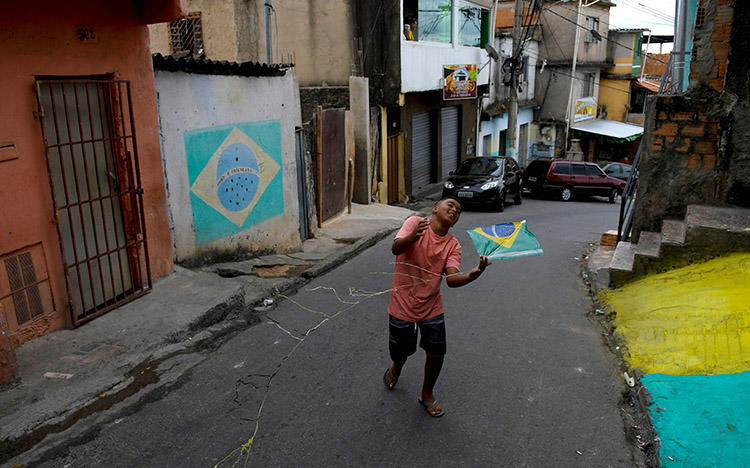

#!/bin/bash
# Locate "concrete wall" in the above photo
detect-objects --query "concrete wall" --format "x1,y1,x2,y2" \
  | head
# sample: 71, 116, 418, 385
154, 70, 303, 264
0, 1, 176, 345
148, 0, 355, 86
541, 3, 610, 64
493, 37, 538, 103
401, 41, 489, 93
480, 107, 534, 159
598, 78, 630, 122
269, 0, 355, 86
149, 0, 238, 60
537, 67, 600, 123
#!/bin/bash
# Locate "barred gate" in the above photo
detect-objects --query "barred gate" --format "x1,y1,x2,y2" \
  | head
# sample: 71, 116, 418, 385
34, 79, 151, 326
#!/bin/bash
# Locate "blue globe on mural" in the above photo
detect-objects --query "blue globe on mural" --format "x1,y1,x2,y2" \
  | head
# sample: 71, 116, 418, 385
216, 143, 260, 212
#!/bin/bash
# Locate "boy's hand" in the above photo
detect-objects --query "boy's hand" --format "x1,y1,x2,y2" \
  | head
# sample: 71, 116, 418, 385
409, 217, 430, 240
468, 256, 491, 280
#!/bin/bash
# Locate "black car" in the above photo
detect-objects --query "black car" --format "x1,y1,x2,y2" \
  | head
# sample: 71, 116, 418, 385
601, 162, 633, 181
441, 156, 522, 211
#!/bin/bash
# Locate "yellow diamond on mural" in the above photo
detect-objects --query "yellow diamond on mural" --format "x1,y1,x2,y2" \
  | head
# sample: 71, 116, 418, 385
190, 127, 280, 227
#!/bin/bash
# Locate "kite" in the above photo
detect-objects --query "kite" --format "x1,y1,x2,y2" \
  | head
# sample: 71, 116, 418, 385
467, 221, 544, 260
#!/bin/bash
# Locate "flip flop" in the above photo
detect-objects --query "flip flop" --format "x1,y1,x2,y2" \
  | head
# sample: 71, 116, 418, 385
418, 398, 445, 418
383, 367, 398, 390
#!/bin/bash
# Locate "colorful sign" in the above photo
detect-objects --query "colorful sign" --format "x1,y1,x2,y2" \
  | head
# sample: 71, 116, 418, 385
443, 64, 477, 100
574, 97, 597, 122
184, 120, 284, 246
466, 221, 543, 260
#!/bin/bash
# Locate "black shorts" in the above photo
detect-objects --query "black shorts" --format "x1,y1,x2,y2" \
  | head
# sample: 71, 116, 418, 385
388, 314, 447, 360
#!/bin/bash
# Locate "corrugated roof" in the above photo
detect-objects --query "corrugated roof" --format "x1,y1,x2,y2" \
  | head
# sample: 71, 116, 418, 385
634, 78, 661, 93
152, 53, 293, 77
571, 119, 643, 139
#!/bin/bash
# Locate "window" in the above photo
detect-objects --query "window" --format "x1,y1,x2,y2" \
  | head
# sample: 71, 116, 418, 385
417, 0, 453, 43
553, 162, 570, 175
630, 85, 647, 113
169, 12, 204, 58
1, 247, 52, 327
405, 0, 489, 46
585, 164, 605, 177
584, 17, 600, 43
570, 164, 587, 176
582, 72, 596, 97
458, 0, 490, 47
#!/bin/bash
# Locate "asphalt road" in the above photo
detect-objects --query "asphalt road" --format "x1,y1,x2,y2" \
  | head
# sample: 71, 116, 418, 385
39, 196, 643, 467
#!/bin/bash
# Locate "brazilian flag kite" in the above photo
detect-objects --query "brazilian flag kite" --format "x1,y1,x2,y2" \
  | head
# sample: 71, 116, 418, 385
467, 221, 543, 260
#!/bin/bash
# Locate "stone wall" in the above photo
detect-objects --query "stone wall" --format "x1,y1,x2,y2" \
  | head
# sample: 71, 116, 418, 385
299, 86, 350, 123
632, 0, 750, 237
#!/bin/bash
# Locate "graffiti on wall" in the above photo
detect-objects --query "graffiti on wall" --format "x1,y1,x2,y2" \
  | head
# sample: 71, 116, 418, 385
185, 120, 283, 245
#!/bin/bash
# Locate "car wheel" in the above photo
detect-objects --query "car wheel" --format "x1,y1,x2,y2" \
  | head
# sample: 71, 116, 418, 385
514, 188, 522, 205
560, 186, 572, 201
608, 188, 618, 204
495, 189, 505, 212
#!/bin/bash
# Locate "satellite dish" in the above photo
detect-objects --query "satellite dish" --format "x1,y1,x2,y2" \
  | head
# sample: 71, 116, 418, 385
484, 43, 500, 61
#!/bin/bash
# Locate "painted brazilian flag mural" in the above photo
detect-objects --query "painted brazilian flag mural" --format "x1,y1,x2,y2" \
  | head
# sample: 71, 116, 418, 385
467, 221, 543, 260
601, 253, 750, 466
184, 120, 283, 246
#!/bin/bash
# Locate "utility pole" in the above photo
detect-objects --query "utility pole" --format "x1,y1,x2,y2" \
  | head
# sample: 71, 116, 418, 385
506, 0, 524, 159
564, 0, 583, 154
265, 1, 273, 63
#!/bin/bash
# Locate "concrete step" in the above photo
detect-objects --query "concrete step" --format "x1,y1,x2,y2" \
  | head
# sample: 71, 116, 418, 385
635, 231, 661, 258
661, 219, 687, 245
607, 241, 637, 288
686, 204, 750, 233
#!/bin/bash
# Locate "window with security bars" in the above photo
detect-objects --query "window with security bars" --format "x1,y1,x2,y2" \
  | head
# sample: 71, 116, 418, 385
584, 17, 600, 43
582, 72, 596, 97
169, 13, 205, 58
3, 252, 45, 325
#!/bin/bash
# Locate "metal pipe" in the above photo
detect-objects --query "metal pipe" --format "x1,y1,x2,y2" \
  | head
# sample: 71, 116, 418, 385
564, 0, 583, 153
265, 0, 273, 63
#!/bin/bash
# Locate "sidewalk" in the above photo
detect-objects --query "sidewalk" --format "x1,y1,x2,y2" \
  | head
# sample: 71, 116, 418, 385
0, 203, 415, 465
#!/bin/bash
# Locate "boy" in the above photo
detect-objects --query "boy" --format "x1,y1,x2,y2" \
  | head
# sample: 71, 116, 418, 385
383, 197, 490, 417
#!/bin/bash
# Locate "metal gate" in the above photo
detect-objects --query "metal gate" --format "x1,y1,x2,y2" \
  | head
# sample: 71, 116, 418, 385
35, 79, 151, 326
440, 106, 459, 179
411, 112, 433, 192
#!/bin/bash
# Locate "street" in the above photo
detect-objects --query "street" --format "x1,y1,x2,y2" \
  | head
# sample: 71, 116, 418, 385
38, 197, 641, 467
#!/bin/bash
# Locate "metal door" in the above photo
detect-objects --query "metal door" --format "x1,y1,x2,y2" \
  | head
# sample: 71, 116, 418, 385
35, 80, 151, 326
518, 123, 529, 167
411, 112, 433, 192
320, 108, 347, 222
440, 106, 459, 179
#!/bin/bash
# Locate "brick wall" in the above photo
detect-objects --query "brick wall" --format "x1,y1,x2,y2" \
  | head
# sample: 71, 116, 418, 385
689, 0, 734, 92
633, 94, 727, 237
631, 0, 749, 238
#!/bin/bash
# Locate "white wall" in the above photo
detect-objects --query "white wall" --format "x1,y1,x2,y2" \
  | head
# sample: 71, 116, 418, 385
401, 41, 490, 93
480, 107, 534, 156
155, 70, 303, 263
493, 37, 538, 103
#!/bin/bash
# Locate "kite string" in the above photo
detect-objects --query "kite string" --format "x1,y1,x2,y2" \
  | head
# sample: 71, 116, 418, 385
215, 261, 468, 467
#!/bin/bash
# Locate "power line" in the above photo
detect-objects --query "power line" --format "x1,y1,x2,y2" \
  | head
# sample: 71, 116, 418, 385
541, 5, 669, 65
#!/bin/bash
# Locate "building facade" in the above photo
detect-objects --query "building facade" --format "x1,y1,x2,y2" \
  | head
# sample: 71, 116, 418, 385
0, 1, 182, 347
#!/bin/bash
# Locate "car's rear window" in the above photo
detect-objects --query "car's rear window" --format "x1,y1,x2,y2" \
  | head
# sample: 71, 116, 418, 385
526, 160, 551, 176
552, 162, 570, 175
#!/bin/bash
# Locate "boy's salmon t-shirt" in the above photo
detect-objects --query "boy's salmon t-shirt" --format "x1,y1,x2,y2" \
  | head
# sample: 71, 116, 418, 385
388, 216, 462, 322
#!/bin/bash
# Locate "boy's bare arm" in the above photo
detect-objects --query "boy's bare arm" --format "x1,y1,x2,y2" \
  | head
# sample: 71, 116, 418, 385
445, 256, 491, 287
392, 217, 430, 255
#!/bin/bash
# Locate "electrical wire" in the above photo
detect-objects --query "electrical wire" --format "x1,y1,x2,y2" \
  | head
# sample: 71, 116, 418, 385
541, 5, 669, 65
